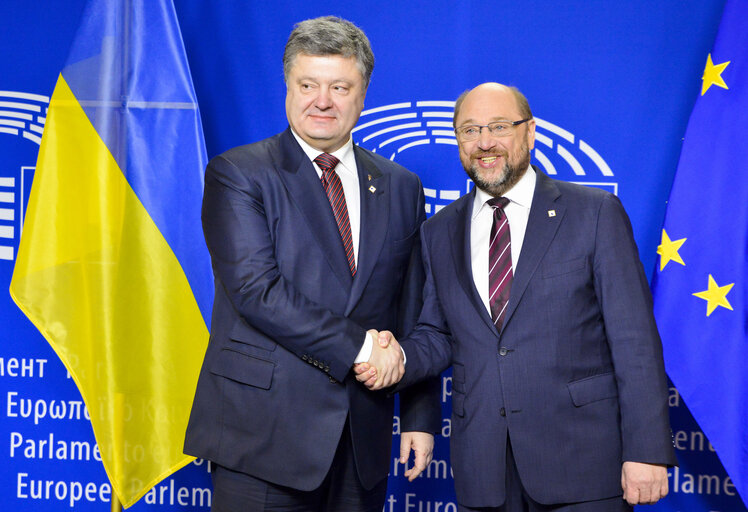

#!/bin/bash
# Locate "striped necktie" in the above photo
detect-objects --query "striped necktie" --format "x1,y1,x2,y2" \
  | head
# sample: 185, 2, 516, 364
314, 153, 356, 276
488, 197, 512, 329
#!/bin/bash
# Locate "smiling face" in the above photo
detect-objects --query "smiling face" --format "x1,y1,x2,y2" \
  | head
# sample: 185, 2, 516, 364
454, 84, 536, 197
285, 53, 367, 153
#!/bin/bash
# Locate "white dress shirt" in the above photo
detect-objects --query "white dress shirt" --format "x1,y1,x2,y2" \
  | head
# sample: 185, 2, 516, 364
292, 130, 360, 265
471, 166, 536, 315
291, 131, 377, 362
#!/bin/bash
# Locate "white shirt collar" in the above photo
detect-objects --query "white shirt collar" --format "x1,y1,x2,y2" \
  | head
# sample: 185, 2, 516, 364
291, 129, 356, 177
472, 165, 536, 219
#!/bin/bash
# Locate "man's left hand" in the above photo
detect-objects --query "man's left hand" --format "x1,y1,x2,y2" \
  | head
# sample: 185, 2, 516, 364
621, 461, 669, 505
400, 431, 434, 481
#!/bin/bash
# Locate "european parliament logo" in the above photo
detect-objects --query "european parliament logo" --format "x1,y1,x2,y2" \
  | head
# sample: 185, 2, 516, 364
353, 101, 617, 216
0, 90, 47, 262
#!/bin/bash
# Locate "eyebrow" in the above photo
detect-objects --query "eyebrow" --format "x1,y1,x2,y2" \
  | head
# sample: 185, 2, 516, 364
296, 76, 355, 86
457, 116, 513, 126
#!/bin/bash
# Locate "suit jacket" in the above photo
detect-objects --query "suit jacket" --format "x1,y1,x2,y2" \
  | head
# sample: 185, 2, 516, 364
184, 128, 440, 491
399, 167, 676, 507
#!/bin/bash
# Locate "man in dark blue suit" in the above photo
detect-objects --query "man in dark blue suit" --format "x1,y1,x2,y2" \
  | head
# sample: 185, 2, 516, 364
184, 16, 440, 512
358, 83, 676, 511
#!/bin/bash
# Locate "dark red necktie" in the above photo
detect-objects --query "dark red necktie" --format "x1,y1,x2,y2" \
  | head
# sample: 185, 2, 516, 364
488, 197, 512, 329
314, 153, 356, 276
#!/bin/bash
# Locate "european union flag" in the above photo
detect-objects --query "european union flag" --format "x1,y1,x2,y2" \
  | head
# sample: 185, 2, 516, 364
652, 0, 748, 505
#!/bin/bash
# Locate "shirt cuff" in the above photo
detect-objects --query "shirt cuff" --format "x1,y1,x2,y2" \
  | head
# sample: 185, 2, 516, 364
354, 332, 373, 363
354, 332, 407, 364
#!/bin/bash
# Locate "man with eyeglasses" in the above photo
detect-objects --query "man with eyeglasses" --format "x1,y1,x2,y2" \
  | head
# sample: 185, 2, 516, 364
356, 82, 676, 511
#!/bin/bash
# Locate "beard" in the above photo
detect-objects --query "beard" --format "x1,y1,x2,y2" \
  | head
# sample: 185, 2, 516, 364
463, 142, 531, 197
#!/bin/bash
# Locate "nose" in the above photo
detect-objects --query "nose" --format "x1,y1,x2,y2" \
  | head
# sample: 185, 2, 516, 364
314, 88, 333, 110
477, 127, 497, 150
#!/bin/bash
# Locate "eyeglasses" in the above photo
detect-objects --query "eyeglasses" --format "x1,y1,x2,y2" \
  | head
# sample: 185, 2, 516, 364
455, 119, 532, 141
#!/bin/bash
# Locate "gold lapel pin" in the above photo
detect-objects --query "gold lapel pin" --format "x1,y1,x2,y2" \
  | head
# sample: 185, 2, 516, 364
369, 185, 377, 194
548, 210, 556, 217
367, 174, 372, 181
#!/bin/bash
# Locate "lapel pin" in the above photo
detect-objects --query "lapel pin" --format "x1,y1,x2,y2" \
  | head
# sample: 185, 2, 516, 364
548, 210, 556, 217
367, 174, 372, 181
369, 185, 377, 194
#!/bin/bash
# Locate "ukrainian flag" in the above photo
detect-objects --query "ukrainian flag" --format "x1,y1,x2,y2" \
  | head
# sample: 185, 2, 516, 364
652, 0, 747, 505
9, 0, 212, 507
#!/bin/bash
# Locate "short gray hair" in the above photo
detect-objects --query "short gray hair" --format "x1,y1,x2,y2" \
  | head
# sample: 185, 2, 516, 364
452, 85, 533, 128
283, 16, 375, 88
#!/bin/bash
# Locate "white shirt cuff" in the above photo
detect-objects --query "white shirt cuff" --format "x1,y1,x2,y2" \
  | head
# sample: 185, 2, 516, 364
354, 333, 373, 363
354, 332, 407, 364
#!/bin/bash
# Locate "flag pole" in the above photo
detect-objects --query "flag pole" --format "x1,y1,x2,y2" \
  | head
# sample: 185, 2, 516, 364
111, 2, 129, 508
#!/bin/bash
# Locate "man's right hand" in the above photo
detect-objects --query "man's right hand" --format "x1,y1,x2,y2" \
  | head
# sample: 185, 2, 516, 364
354, 330, 402, 390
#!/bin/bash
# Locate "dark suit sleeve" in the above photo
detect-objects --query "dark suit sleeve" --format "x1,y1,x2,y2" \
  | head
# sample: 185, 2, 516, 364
202, 155, 364, 382
593, 194, 676, 465
396, 186, 442, 434
398, 222, 455, 391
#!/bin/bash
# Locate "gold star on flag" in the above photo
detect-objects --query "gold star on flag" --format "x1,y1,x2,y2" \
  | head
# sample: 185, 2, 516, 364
701, 53, 730, 96
693, 274, 734, 317
657, 229, 686, 271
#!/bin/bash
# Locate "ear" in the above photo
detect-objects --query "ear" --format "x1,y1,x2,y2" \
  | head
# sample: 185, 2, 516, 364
525, 119, 536, 150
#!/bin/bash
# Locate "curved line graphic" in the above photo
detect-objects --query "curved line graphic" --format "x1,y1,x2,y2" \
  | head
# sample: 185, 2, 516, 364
397, 139, 430, 153
557, 144, 585, 175
416, 101, 456, 108
535, 117, 574, 143
421, 111, 453, 118
0, 101, 41, 112
534, 132, 553, 148
379, 131, 428, 149
440, 190, 461, 200
534, 148, 557, 175
426, 121, 453, 128
579, 140, 613, 176
360, 102, 411, 117
0, 119, 25, 128
0, 90, 49, 103
434, 138, 458, 146
23, 132, 41, 144
0, 110, 33, 121
361, 122, 422, 143
352, 113, 417, 133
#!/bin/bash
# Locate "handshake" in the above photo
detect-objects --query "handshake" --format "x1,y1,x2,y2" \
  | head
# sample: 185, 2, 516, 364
353, 329, 403, 390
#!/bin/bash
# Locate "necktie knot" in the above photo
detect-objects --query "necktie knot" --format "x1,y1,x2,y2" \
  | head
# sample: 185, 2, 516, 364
314, 153, 340, 174
487, 196, 510, 211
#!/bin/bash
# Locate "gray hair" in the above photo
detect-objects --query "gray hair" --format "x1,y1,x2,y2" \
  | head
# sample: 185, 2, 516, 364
283, 16, 375, 88
452, 85, 533, 128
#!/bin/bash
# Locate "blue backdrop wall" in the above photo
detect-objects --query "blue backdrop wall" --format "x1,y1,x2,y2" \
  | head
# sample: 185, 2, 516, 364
1, 1, 742, 510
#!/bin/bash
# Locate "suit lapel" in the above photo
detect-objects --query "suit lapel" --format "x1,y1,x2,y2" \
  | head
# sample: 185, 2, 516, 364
502, 169, 564, 331
447, 190, 498, 336
275, 129, 354, 291
346, 146, 388, 314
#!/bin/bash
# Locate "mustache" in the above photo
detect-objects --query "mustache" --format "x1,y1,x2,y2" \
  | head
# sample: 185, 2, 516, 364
471, 151, 507, 159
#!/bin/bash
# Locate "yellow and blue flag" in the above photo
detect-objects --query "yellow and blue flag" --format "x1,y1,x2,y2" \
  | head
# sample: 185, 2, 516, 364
9, 0, 212, 507
652, 0, 747, 505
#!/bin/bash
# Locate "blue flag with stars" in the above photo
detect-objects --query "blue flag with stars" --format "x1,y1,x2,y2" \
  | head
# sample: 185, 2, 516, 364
652, 0, 748, 505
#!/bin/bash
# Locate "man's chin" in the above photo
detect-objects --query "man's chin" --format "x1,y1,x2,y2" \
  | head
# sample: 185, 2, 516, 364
466, 167, 507, 196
